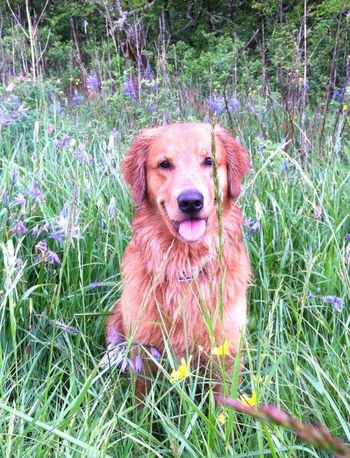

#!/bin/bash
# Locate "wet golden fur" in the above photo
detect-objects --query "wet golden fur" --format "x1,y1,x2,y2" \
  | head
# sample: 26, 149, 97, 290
106, 122, 250, 396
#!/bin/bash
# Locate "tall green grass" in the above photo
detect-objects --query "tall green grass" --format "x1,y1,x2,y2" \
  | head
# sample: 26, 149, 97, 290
0, 82, 349, 457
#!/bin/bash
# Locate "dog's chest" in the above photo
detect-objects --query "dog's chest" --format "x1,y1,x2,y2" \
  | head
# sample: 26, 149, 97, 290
152, 263, 222, 353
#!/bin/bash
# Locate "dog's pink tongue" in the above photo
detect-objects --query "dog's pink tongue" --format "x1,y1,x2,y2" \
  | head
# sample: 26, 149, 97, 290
179, 219, 206, 242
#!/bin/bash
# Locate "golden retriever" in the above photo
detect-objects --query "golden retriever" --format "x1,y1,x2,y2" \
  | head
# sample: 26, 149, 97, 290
106, 122, 250, 397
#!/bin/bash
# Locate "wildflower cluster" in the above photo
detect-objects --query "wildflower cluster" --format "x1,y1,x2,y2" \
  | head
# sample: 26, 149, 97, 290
243, 218, 260, 239
86, 73, 99, 92
122, 75, 137, 100
100, 331, 162, 374
120, 67, 161, 116
7, 180, 84, 267
208, 93, 241, 117
0, 89, 27, 127
68, 76, 81, 86
332, 85, 350, 113
324, 295, 344, 313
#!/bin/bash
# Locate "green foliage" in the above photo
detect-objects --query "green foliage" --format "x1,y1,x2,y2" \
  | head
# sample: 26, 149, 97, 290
168, 34, 245, 93
0, 0, 349, 99
0, 73, 349, 457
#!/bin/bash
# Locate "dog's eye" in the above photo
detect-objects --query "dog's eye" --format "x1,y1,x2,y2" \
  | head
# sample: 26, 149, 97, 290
159, 160, 171, 169
204, 157, 212, 166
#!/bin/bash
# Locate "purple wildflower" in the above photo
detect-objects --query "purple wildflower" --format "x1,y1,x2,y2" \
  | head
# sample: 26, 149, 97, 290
89, 281, 104, 288
0, 111, 12, 126
29, 180, 44, 203
313, 206, 322, 220
147, 104, 158, 112
45, 250, 60, 264
72, 94, 83, 104
99, 344, 128, 370
106, 328, 123, 346
35, 239, 48, 253
244, 218, 260, 239
345, 234, 350, 241
35, 239, 60, 264
144, 64, 155, 80
86, 73, 99, 92
33, 225, 42, 238
324, 295, 344, 313
208, 95, 225, 117
51, 202, 82, 246
122, 76, 137, 100
243, 218, 252, 228
50, 230, 65, 245
61, 133, 71, 147
14, 193, 26, 210
11, 220, 28, 235
33, 223, 49, 239
301, 81, 310, 92
86, 154, 94, 165
150, 347, 161, 360
134, 354, 143, 373
228, 94, 241, 112
110, 127, 119, 139
47, 124, 54, 134
11, 166, 18, 185
332, 87, 345, 103
54, 133, 71, 149
72, 144, 85, 162
1, 189, 9, 206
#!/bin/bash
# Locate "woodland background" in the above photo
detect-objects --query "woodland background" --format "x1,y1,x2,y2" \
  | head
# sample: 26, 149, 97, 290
0, 1, 349, 457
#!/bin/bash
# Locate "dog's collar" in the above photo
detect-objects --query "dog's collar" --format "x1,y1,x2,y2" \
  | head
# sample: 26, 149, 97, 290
178, 254, 213, 282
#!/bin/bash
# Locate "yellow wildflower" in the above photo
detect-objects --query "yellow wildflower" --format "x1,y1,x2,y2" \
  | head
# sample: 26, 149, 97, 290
239, 390, 258, 407
170, 357, 191, 383
217, 413, 227, 425
342, 104, 348, 112
212, 339, 230, 356
69, 76, 74, 82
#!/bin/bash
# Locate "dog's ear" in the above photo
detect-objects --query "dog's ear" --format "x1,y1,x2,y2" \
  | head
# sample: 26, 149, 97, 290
215, 126, 249, 199
121, 129, 155, 205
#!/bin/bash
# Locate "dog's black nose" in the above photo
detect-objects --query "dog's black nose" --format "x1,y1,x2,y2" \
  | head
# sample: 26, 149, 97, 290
177, 190, 204, 214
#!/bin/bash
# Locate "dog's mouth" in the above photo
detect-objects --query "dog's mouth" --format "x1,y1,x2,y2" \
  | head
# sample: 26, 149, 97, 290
160, 202, 208, 243
172, 218, 207, 242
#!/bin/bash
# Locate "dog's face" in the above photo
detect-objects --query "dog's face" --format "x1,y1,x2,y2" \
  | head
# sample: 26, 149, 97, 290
122, 122, 249, 243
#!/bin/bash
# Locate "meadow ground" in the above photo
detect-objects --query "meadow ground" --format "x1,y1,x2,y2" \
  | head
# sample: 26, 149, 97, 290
0, 79, 349, 457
